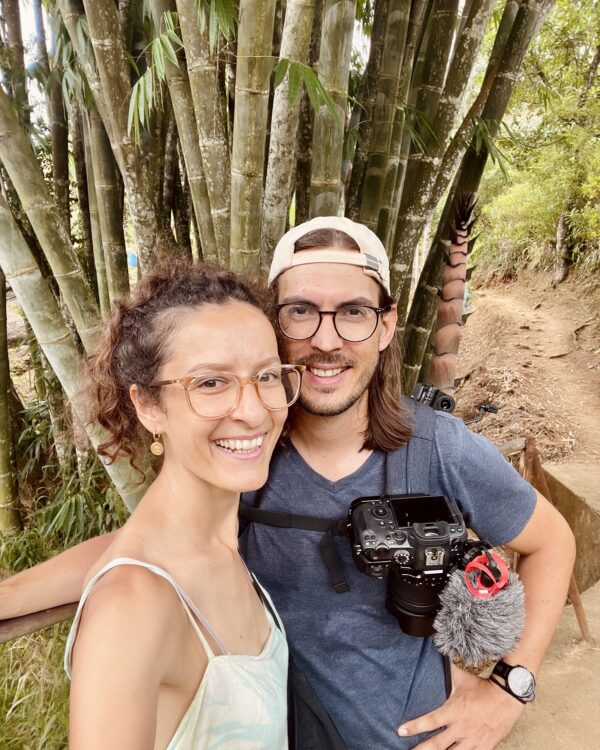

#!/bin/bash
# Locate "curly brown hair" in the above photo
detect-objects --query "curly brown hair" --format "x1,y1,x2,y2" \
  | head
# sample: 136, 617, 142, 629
81, 260, 272, 470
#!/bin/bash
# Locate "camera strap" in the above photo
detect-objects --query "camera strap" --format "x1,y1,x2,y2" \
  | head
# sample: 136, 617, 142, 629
238, 398, 437, 593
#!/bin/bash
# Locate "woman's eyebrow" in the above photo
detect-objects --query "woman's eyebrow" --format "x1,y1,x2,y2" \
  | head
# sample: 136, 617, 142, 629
184, 356, 281, 375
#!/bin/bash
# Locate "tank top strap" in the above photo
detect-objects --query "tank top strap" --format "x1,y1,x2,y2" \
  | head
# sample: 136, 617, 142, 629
239, 554, 286, 635
64, 557, 226, 679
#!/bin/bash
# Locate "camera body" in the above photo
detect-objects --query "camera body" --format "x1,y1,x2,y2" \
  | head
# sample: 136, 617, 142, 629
348, 494, 469, 637
411, 383, 456, 413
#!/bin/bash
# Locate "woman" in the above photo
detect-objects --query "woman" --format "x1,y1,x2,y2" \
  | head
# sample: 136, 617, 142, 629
65, 261, 303, 749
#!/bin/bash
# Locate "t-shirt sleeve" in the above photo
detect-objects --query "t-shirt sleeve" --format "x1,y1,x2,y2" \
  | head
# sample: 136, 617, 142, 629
430, 412, 537, 546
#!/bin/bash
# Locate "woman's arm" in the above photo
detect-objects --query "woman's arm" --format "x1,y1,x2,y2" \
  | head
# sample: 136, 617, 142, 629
0, 531, 118, 619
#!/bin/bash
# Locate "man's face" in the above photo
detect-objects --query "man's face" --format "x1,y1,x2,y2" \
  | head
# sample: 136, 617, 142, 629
277, 261, 397, 417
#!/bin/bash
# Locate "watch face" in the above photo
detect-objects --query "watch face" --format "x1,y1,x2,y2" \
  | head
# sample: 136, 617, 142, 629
507, 667, 535, 697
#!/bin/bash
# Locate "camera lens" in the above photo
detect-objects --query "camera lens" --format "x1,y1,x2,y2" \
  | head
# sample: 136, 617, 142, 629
372, 506, 389, 518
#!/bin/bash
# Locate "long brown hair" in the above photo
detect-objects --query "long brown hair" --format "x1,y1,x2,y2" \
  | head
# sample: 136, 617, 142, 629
285, 228, 412, 451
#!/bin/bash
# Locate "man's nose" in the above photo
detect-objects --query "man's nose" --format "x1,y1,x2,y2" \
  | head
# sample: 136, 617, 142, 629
309, 313, 344, 351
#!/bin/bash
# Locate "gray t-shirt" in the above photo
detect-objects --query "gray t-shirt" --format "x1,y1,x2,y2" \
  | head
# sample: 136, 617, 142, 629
241, 410, 536, 749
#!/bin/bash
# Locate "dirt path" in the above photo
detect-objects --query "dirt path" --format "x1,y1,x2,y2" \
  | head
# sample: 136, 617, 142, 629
455, 272, 600, 462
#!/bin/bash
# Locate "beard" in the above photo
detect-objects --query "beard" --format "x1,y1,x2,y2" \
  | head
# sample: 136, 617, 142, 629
295, 353, 378, 418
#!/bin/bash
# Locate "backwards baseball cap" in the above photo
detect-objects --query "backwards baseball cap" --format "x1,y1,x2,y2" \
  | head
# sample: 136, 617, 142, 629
268, 216, 391, 295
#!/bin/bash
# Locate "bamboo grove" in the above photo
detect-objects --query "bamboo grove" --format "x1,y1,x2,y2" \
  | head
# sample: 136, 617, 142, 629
0, 0, 556, 521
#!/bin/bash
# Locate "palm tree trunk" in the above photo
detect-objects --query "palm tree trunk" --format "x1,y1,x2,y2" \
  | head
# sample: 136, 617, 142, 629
0, 268, 21, 531
229, 0, 278, 274
261, 0, 317, 271
0, 86, 102, 352
309, 0, 357, 217
0, 194, 150, 511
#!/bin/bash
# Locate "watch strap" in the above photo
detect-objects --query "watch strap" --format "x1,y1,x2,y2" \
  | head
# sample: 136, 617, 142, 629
491, 660, 512, 680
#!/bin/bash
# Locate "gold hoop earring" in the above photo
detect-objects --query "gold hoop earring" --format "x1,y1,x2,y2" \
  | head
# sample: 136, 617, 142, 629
150, 432, 164, 456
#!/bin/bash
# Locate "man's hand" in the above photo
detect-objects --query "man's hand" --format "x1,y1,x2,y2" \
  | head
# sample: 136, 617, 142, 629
397, 668, 525, 749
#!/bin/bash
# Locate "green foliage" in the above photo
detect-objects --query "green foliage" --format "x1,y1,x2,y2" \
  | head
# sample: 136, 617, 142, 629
0, 624, 70, 750
273, 59, 340, 124
128, 12, 184, 142
475, 0, 600, 276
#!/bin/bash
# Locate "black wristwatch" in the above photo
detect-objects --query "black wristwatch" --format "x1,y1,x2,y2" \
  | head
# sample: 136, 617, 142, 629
490, 660, 536, 704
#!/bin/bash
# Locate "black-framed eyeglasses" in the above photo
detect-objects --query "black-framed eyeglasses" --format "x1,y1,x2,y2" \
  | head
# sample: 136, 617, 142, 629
152, 364, 306, 419
276, 303, 391, 343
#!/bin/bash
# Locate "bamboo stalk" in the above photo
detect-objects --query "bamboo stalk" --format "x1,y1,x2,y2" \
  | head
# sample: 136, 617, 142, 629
149, 0, 218, 263
87, 108, 130, 303
176, 0, 231, 265
356, 0, 409, 231
0, 268, 20, 532
0, 193, 150, 510
309, 0, 357, 217
261, 0, 317, 271
230, 0, 278, 274
0, 86, 102, 352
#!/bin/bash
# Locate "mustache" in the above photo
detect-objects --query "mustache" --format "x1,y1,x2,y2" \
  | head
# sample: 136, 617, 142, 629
295, 355, 353, 368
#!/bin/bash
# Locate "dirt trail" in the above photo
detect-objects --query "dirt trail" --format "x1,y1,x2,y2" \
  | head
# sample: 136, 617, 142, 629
454, 272, 600, 463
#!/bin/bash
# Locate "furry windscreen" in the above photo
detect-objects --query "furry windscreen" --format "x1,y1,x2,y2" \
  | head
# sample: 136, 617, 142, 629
432, 570, 525, 669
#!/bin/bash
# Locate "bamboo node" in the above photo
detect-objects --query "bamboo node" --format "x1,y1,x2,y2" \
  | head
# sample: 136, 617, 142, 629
37, 332, 72, 346
4, 264, 39, 279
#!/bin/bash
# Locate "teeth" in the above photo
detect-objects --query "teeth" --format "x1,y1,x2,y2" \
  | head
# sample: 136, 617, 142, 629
214, 435, 265, 453
309, 367, 344, 378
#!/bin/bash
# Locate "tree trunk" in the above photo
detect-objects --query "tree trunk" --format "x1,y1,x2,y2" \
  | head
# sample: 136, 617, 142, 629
229, 0, 278, 275
2, 0, 29, 124
148, 0, 218, 263
0, 193, 150, 511
309, 0, 357, 217
261, 0, 317, 271
345, 0, 389, 222
355, 0, 409, 231
82, 112, 111, 317
0, 86, 102, 352
87, 108, 130, 302
175, 0, 231, 265
0, 268, 21, 531
71, 99, 97, 297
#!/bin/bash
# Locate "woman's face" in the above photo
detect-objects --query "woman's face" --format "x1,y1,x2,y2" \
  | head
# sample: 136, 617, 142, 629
141, 301, 287, 494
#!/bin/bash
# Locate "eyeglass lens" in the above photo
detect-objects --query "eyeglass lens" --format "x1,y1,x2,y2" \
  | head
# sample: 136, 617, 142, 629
278, 304, 379, 342
186, 366, 301, 418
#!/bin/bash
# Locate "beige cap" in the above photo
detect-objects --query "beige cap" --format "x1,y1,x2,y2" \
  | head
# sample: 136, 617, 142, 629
268, 216, 391, 294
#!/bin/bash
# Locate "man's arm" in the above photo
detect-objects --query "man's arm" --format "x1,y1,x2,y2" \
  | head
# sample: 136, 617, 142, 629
0, 531, 117, 619
397, 490, 576, 749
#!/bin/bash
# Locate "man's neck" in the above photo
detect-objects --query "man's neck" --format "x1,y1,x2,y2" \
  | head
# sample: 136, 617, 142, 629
290, 396, 372, 482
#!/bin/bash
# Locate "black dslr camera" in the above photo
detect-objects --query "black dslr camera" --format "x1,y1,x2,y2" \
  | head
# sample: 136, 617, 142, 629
347, 494, 471, 637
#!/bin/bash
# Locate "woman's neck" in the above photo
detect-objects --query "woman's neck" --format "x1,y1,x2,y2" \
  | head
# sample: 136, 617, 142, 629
130, 462, 241, 558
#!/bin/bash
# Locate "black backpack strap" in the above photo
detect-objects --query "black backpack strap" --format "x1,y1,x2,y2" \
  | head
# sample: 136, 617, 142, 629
240, 504, 350, 593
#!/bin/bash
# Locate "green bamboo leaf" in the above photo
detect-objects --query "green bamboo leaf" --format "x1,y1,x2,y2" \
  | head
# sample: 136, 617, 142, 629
288, 62, 302, 106
214, 0, 236, 37
153, 38, 166, 80
274, 58, 289, 89
160, 36, 180, 67
301, 66, 320, 112
145, 68, 154, 115
313, 72, 341, 126
128, 79, 140, 137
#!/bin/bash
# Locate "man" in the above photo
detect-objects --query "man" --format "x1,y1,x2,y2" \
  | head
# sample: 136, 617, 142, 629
1, 216, 575, 749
